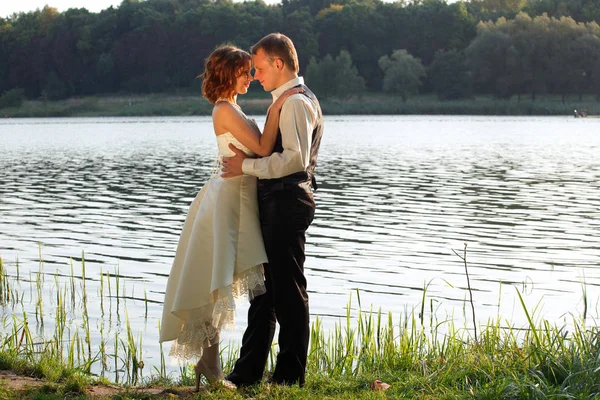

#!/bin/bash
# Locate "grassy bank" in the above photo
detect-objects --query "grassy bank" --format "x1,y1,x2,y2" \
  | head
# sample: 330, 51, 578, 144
1, 93, 599, 117
1, 253, 600, 399
2, 300, 600, 399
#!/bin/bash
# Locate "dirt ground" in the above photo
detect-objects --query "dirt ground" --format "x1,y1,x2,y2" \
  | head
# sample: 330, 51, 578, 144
0, 370, 199, 398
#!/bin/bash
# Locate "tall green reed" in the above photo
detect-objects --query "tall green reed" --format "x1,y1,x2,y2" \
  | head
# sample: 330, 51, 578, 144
0, 252, 151, 385
1, 248, 600, 398
453, 242, 478, 343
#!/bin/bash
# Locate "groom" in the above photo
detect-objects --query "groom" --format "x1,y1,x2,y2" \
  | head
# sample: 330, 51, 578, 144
221, 32, 324, 387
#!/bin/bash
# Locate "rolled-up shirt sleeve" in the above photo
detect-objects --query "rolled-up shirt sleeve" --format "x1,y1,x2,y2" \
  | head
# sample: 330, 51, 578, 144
242, 95, 315, 179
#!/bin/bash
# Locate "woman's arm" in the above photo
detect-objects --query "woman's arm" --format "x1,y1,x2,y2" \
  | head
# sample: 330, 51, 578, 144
213, 87, 304, 157
257, 87, 304, 156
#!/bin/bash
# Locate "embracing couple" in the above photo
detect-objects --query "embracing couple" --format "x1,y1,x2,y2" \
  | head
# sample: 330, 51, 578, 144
159, 33, 323, 390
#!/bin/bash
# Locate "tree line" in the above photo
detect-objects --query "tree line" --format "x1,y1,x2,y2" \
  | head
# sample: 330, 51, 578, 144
1, 0, 599, 103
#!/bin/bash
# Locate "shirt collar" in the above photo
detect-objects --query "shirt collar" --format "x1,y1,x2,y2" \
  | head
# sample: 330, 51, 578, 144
271, 77, 304, 102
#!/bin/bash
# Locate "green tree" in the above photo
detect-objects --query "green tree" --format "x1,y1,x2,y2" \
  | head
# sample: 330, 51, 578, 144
378, 49, 425, 102
0, 0, 487, 98
428, 49, 472, 100
509, 12, 551, 101
305, 50, 365, 98
466, 11, 600, 100
4, 9, 47, 98
113, 3, 172, 92
282, 0, 357, 17
592, 57, 600, 100
525, 0, 600, 23
544, 16, 589, 102
0, 88, 25, 108
472, 0, 527, 12
0, 18, 10, 93
578, 34, 600, 99
43, 70, 69, 99
403, 0, 477, 65
284, 8, 319, 72
466, 27, 516, 97
316, 1, 389, 90
306, 54, 333, 96
96, 53, 116, 92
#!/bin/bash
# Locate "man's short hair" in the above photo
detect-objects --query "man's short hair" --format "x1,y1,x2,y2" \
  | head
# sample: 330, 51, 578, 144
251, 33, 299, 73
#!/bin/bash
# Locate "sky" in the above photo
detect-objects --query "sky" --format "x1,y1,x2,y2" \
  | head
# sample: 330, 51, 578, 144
1, 0, 459, 19
1, 1, 122, 17
1, 0, 284, 18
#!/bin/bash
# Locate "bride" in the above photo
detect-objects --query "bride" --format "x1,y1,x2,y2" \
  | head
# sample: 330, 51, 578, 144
159, 45, 301, 390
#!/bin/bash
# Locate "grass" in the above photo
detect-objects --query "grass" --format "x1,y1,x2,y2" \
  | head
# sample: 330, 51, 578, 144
1, 92, 600, 118
322, 93, 600, 116
0, 93, 270, 118
1, 251, 600, 398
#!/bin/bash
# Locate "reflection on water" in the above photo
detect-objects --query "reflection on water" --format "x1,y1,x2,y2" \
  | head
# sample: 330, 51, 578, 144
1, 115, 600, 374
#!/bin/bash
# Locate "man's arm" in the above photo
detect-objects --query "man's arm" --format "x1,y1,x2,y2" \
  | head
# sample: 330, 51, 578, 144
241, 95, 316, 179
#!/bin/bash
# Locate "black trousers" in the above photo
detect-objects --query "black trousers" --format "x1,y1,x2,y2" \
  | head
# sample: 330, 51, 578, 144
228, 186, 315, 386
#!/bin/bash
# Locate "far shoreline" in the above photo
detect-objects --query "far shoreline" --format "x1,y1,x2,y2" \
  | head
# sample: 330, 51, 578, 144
1, 92, 599, 118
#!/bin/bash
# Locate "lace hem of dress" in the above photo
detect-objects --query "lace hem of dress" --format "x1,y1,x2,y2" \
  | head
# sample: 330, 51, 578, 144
168, 265, 266, 360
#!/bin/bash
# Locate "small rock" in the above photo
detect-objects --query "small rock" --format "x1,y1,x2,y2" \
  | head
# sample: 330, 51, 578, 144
371, 380, 390, 391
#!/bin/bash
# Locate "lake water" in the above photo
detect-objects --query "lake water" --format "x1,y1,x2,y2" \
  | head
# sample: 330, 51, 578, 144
1, 115, 599, 378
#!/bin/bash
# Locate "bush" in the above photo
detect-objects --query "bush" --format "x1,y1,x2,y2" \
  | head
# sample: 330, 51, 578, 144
428, 50, 473, 100
379, 50, 426, 102
44, 71, 69, 100
306, 50, 366, 99
0, 88, 25, 108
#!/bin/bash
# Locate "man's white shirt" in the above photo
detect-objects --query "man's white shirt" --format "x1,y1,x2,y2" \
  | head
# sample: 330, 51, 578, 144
241, 77, 317, 179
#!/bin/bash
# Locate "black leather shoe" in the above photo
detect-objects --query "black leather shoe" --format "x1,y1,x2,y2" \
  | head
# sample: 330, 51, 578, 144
224, 372, 256, 388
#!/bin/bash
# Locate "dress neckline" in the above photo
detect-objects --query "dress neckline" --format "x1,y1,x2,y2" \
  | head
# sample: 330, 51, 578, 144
216, 98, 241, 110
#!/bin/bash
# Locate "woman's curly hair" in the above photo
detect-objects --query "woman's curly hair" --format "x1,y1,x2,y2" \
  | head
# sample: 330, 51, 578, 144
200, 45, 251, 104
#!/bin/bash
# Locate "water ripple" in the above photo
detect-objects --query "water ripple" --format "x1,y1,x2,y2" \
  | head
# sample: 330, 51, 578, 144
1, 115, 600, 373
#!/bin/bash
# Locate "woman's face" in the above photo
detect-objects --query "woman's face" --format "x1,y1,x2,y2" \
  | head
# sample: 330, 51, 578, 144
234, 61, 253, 96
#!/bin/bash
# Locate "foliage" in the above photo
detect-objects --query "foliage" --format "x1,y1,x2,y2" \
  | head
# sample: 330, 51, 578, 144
0, 0, 479, 97
43, 71, 69, 100
2, 279, 600, 398
471, 0, 528, 13
378, 49, 425, 102
305, 50, 365, 98
465, 27, 517, 98
466, 12, 600, 100
315, 0, 476, 90
0, 88, 25, 108
428, 49, 473, 100
4, 93, 600, 117
0, 0, 598, 102
524, 0, 600, 23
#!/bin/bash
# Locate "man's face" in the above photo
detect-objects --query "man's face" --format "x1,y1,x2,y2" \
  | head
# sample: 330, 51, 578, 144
252, 49, 279, 92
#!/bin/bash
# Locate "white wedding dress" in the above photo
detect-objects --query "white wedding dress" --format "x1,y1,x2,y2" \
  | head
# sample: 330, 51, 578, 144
159, 116, 268, 360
